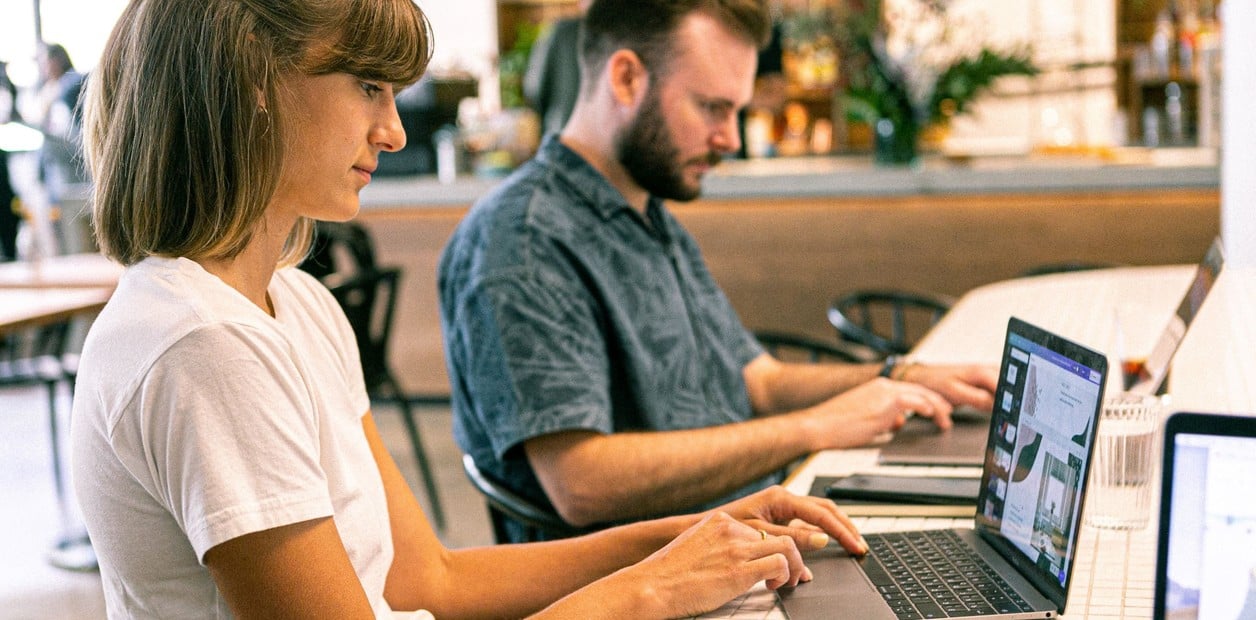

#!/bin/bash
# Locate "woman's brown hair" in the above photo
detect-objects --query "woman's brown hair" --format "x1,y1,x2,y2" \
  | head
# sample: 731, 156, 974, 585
85, 0, 432, 266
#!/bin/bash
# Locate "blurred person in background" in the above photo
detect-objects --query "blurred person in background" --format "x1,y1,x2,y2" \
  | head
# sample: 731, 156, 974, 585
1, 62, 19, 260
33, 43, 91, 254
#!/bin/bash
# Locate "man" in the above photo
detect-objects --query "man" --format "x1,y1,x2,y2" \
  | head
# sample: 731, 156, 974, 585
439, 0, 997, 542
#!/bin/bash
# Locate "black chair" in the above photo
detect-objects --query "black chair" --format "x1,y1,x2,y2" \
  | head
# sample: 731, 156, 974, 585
461, 454, 590, 544
1018, 261, 1122, 278
0, 320, 97, 570
307, 224, 446, 531
752, 329, 872, 363
827, 289, 955, 358
1, 322, 73, 499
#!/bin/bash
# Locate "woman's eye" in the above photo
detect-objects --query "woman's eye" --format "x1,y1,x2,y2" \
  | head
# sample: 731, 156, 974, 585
360, 81, 383, 96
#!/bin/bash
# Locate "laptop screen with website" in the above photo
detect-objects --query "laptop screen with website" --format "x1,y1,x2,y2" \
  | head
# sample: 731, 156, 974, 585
1159, 419, 1256, 619
974, 318, 1107, 606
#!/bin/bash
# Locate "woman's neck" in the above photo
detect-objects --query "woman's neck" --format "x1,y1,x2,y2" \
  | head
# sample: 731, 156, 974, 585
195, 216, 292, 317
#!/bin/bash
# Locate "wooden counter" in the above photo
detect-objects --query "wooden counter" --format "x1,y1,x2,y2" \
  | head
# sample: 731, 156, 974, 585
355, 153, 1220, 395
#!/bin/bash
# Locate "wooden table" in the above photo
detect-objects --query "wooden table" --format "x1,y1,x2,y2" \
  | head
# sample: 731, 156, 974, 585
0, 287, 113, 334
700, 265, 1256, 620
0, 253, 124, 290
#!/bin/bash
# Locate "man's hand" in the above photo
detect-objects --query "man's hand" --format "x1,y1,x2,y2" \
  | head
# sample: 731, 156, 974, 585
803, 377, 953, 448
899, 364, 998, 416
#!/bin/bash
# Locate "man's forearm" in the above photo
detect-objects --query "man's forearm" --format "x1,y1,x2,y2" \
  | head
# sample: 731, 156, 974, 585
747, 355, 882, 415
526, 414, 820, 525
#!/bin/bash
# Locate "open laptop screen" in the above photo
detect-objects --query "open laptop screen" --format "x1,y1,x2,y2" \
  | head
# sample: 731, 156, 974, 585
1155, 412, 1256, 620
1127, 237, 1224, 395
974, 318, 1107, 607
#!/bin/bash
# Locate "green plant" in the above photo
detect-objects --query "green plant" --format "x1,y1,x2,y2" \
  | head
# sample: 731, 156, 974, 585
499, 21, 543, 109
838, 0, 1038, 130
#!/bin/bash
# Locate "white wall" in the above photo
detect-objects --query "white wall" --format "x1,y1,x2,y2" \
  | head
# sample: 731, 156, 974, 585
943, 0, 1118, 152
1222, 1, 1256, 267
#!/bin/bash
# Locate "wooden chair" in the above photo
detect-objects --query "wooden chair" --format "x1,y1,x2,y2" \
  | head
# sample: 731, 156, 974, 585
827, 289, 955, 358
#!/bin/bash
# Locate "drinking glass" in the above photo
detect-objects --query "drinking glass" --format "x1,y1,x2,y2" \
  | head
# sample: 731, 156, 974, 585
1084, 392, 1165, 530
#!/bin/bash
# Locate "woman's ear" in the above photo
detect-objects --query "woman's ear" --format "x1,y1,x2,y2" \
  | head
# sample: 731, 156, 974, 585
605, 49, 649, 109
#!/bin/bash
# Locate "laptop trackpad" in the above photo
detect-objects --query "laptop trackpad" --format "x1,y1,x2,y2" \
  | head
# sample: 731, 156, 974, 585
778, 546, 895, 619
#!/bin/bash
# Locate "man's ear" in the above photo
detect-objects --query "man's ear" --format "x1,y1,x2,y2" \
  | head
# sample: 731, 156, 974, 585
605, 49, 649, 109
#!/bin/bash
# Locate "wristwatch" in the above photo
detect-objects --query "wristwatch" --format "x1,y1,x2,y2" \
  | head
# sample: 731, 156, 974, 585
879, 354, 900, 378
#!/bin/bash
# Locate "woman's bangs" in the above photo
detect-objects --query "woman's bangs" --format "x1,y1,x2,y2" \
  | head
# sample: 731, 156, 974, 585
323, 0, 431, 87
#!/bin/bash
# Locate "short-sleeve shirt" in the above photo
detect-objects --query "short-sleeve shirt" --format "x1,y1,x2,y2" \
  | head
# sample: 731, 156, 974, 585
70, 257, 396, 618
438, 136, 776, 530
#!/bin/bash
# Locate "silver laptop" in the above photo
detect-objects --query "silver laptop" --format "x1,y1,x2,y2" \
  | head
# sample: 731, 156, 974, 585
1125, 237, 1223, 396
781, 317, 1108, 619
1153, 411, 1256, 620
879, 237, 1223, 468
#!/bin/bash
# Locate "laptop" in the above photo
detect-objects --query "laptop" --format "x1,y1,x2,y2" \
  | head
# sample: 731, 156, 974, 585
781, 317, 1108, 619
1153, 412, 1256, 620
879, 237, 1223, 468
1124, 237, 1224, 396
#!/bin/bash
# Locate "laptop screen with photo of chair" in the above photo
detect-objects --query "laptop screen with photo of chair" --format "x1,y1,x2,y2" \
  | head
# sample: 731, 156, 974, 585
1154, 412, 1256, 620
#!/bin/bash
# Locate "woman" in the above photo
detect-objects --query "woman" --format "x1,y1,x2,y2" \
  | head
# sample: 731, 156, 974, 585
70, 0, 867, 618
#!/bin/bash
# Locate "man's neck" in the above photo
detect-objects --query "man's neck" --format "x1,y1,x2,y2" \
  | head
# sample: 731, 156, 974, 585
558, 131, 650, 215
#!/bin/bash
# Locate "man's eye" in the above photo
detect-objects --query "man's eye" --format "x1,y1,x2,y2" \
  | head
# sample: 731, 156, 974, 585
704, 102, 730, 118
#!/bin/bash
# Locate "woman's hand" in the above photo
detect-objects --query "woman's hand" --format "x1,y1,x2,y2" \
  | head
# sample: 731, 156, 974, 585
714, 485, 868, 556
614, 511, 807, 618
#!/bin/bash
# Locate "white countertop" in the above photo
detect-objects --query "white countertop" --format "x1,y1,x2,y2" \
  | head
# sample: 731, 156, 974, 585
359, 148, 1219, 208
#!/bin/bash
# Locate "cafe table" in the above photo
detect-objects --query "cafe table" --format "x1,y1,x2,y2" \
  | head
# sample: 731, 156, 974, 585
0, 252, 124, 289
0, 286, 112, 333
695, 264, 1256, 620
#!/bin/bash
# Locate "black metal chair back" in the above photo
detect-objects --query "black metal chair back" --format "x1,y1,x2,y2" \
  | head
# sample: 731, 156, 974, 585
461, 454, 589, 544
752, 330, 872, 363
827, 289, 954, 358
304, 221, 446, 530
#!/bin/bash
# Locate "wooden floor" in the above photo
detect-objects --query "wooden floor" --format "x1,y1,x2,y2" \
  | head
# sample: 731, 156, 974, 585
0, 384, 493, 619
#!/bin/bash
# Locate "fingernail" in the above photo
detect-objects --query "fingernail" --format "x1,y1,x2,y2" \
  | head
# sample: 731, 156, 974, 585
860, 537, 870, 555
802, 566, 814, 582
809, 533, 829, 549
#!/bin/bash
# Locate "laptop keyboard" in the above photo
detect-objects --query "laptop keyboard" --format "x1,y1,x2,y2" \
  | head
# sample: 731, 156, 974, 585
861, 530, 1036, 619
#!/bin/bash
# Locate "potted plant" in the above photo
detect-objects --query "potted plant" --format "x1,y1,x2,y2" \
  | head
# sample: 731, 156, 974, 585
837, 0, 1038, 165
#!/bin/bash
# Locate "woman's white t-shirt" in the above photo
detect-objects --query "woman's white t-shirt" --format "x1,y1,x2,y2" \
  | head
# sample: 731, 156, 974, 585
70, 257, 399, 618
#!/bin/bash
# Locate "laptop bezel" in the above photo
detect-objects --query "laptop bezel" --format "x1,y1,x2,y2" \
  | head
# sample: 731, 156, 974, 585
973, 316, 1109, 613
1153, 411, 1256, 620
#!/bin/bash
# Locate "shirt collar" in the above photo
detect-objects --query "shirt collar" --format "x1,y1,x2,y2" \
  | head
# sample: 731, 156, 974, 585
537, 135, 673, 242
538, 135, 640, 221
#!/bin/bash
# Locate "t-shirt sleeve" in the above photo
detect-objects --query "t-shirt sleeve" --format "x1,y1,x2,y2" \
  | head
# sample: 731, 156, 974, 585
284, 267, 371, 419
137, 323, 334, 562
450, 267, 613, 460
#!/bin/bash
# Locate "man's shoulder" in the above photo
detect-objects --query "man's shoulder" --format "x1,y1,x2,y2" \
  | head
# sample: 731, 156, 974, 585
463, 157, 593, 241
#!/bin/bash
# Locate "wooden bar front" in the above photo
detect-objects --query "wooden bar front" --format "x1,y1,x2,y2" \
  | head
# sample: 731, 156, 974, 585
357, 186, 1219, 395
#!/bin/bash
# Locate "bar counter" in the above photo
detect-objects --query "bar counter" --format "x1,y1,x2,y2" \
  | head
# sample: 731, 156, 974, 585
354, 150, 1220, 395
360, 147, 1219, 207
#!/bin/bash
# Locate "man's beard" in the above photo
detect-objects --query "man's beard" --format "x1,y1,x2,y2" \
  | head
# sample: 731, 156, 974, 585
615, 89, 721, 202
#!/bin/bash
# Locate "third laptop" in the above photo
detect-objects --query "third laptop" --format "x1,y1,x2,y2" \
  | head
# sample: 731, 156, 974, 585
879, 237, 1222, 468
780, 317, 1108, 619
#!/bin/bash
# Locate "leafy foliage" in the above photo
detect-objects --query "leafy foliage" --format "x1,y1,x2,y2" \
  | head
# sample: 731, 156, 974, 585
837, 0, 1038, 127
